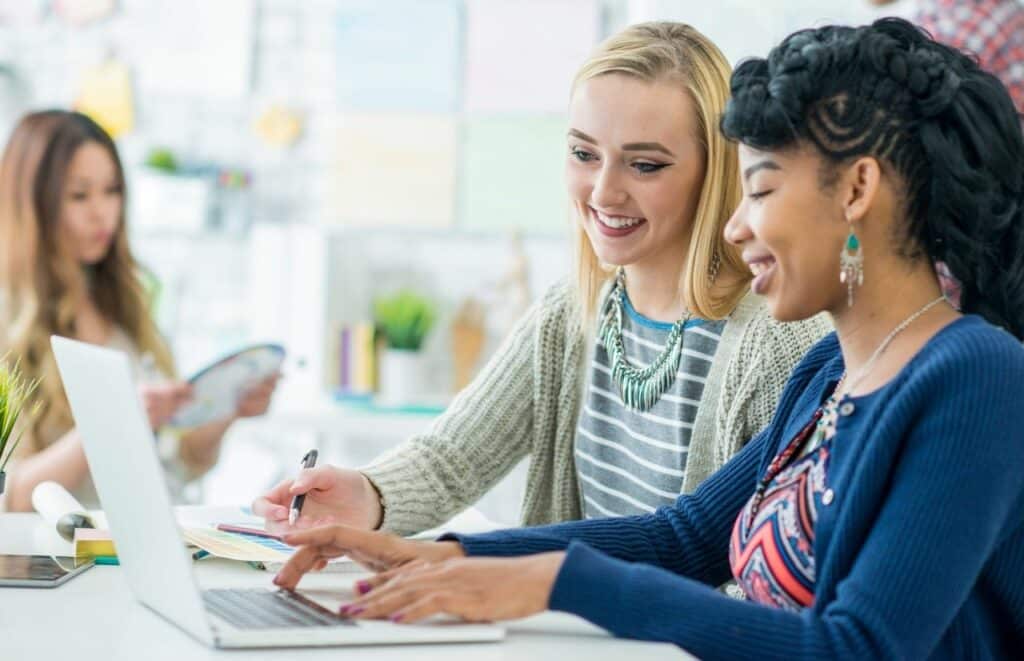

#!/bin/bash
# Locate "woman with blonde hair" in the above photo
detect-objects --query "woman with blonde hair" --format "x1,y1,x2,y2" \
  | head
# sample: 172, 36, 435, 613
277, 19, 1024, 658
254, 22, 830, 534
0, 110, 277, 511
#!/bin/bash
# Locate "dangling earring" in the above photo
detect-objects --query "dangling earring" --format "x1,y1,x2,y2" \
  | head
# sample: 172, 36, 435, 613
839, 223, 864, 307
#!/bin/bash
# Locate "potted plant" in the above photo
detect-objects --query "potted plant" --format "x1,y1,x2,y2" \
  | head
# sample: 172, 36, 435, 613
373, 290, 437, 407
0, 355, 40, 496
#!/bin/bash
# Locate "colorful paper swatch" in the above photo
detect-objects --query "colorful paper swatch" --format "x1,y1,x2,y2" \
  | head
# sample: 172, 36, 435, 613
183, 527, 292, 562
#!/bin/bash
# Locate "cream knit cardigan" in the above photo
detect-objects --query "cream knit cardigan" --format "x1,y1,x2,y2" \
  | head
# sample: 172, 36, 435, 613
363, 281, 831, 536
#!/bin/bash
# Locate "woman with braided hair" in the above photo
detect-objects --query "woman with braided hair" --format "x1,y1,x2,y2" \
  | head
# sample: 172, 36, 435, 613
271, 18, 1024, 659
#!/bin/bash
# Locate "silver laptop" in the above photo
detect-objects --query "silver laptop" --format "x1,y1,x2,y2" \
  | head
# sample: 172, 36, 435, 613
51, 336, 505, 648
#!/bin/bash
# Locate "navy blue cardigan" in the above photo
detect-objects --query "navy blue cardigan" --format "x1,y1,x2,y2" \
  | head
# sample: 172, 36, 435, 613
450, 316, 1024, 659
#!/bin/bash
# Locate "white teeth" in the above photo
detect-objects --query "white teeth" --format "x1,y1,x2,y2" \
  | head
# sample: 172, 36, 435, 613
749, 261, 773, 276
594, 209, 644, 229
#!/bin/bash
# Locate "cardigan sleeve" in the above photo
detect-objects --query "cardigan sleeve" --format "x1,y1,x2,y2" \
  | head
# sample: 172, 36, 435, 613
714, 311, 831, 468
361, 282, 571, 536
547, 330, 1024, 660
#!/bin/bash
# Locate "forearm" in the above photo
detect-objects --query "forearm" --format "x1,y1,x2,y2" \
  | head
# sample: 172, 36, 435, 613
177, 417, 234, 477
549, 542, 872, 661
362, 302, 545, 536
362, 429, 530, 536
4, 429, 90, 511
448, 431, 765, 584
446, 508, 730, 587
443, 511, 688, 565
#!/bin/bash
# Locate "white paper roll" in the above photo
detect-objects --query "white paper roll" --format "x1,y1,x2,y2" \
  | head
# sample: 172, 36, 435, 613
31, 481, 87, 530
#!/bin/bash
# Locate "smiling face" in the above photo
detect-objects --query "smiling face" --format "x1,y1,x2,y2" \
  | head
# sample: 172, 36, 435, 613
59, 140, 123, 266
566, 73, 707, 274
724, 143, 850, 321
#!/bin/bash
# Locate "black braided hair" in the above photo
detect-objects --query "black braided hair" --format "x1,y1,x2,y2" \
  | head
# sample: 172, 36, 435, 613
721, 17, 1024, 339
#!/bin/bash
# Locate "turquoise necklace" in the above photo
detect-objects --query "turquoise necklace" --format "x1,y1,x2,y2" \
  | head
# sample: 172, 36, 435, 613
598, 271, 689, 412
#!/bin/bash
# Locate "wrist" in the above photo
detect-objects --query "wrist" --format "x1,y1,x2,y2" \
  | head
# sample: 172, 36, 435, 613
529, 552, 566, 605
437, 540, 466, 560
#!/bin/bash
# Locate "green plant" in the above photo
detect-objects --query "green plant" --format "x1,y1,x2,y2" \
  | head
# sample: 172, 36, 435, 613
373, 290, 437, 351
145, 147, 178, 173
0, 354, 41, 473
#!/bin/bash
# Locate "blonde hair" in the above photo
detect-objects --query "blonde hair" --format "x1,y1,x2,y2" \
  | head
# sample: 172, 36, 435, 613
0, 110, 174, 453
571, 22, 748, 323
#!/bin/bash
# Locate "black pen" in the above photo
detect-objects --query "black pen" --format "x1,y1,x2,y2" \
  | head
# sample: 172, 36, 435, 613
288, 449, 318, 525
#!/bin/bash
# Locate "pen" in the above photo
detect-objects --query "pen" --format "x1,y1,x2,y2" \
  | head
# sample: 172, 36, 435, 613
288, 449, 318, 525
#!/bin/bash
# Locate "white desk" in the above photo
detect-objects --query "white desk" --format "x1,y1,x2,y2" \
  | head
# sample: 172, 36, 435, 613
0, 513, 692, 660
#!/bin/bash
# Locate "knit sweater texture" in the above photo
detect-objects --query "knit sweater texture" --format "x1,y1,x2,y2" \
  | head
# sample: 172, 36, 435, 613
362, 280, 830, 536
451, 317, 1024, 660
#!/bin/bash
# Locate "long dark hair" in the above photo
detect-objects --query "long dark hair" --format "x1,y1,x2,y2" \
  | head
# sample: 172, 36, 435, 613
0, 110, 174, 450
720, 18, 1024, 338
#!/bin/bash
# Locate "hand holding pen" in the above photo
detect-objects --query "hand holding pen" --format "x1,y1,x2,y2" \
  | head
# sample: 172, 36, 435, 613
252, 457, 386, 533
289, 449, 319, 525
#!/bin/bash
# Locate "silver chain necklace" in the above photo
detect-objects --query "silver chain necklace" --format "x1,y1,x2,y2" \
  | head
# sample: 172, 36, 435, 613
812, 295, 948, 450
597, 271, 691, 412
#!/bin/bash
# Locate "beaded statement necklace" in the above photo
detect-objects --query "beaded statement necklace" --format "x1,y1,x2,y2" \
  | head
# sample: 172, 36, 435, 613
597, 271, 690, 412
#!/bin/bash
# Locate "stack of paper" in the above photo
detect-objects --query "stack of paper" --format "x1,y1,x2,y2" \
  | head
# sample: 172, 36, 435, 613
73, 528, 117, 564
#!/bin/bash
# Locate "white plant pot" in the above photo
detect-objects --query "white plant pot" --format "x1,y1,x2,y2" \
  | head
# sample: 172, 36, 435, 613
378, 349, 429, 407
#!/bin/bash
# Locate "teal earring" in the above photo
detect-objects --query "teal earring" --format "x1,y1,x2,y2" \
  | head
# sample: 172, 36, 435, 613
839, 223, 864, 307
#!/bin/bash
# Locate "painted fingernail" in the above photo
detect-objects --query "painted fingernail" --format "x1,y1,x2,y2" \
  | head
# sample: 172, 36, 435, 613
348, 606, 365, 616
356, 580, 372, 594
272, 574, 282, 585
390, 613, 404, 623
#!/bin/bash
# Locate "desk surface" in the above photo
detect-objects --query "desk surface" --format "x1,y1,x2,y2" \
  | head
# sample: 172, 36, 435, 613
0, 513, 691, 660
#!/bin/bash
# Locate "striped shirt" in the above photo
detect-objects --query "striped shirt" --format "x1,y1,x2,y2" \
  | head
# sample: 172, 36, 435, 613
575, 291, 725, 518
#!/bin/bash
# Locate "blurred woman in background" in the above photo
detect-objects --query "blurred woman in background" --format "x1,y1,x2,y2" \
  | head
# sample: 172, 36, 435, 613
0, 110, 276, 511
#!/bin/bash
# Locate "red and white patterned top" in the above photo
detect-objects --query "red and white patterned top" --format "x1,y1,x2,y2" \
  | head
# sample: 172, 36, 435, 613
915, 0, 1024, 115
729, 421, 831, 611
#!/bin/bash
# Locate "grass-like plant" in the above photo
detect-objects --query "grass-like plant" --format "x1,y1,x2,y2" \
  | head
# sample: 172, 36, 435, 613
0, 354, 41, 474
373, 290, 437, 352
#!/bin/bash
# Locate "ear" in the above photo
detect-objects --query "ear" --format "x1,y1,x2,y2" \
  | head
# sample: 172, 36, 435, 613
840, 157, 882, 223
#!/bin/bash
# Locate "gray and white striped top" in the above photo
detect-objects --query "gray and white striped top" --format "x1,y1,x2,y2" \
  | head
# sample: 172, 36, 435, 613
576, 292, 726, 518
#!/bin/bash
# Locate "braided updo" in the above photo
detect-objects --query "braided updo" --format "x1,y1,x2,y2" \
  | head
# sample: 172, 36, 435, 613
721, 18, 1024, 338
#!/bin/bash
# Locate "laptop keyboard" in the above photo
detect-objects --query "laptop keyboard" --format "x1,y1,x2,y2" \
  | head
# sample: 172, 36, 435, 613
203, 588, 355, 629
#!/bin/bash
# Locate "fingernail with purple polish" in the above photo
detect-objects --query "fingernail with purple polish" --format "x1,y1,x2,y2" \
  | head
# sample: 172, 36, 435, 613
356, 580, 371, 595
390, 613, 404, 623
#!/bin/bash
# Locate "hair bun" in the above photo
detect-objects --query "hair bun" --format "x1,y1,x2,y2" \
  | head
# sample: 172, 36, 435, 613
910, 48, 962, 117
888, 53, 908, 83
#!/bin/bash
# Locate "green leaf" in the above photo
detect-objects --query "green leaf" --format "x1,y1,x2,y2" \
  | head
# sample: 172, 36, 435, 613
0, 353, 41, 463
372, 290, 437, 351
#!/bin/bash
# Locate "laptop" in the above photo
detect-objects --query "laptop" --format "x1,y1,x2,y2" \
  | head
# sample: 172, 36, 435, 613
51, 336, 505, 648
